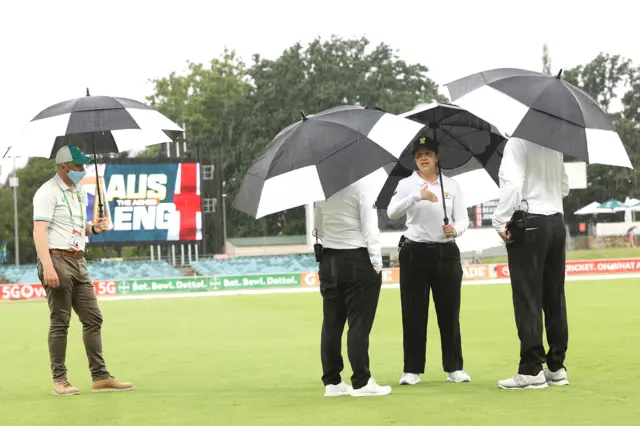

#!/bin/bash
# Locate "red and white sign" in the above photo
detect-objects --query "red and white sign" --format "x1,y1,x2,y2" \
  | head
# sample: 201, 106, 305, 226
463, 264, 490, 280
496, 263, 510, 278
0, 281, 116, 300
565, 259, 640, 275
94, 280, 117, 296
495, 258, 640, 279
0, 283, 47, 300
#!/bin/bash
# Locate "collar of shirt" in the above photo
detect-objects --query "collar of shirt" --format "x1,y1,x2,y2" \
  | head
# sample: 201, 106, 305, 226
54, 173, 77, 191
411, 171, 441, 186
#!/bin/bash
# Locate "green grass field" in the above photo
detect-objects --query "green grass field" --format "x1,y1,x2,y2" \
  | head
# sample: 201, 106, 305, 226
482, 246, 640, 264
2, 278, 639, 425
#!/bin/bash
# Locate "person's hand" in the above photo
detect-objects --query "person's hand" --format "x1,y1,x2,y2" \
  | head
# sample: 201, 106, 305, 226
94, 217, 110, 234
44, 264, 59, 288
443, 224, 457, 238
498, 230, 513, 244
419, 186, 439, 202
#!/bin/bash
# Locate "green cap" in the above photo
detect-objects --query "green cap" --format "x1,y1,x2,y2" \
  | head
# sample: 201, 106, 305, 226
55, 145, 94, 165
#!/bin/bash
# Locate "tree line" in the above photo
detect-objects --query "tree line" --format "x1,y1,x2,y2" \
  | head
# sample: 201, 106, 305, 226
1, 36, 638, 262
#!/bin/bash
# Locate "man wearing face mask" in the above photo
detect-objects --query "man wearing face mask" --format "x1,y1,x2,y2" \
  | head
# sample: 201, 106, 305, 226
32, 145, 134, 396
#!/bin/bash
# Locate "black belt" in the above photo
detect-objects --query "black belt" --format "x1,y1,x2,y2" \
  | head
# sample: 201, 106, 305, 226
404, 238, 454, 247
323, 247, 368, 253
526, 212, 562, 218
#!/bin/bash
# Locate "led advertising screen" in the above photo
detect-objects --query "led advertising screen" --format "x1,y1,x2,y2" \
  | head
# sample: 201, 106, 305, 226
80, 162, 202, 244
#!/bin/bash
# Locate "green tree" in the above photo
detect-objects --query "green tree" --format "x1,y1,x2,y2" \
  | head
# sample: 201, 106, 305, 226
146, 49, 253, 254
232, 35, 446, 238
0, 158, 56, 264
146, 36, 445, 253
561, 53, 640, 220
564, 53, 634, 113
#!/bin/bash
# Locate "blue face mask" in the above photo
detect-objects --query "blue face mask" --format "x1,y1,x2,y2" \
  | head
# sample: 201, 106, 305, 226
67, 169, 86, 185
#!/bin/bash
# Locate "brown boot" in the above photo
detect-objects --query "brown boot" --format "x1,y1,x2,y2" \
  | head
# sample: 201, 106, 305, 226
53, 380, 80, 396
92, 376, 134, 392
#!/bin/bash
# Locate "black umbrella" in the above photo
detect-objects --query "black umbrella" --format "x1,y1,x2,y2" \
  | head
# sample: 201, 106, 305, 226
6, 89, 184, 217
375, 102, 506, 225
444, 68, 633, 169
233, 105, 426, 219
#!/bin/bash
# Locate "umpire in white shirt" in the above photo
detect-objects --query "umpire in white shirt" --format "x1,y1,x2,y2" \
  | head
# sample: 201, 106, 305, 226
314, 169, 392, 398
387, 137, 471, 386
494, 137, 570, 390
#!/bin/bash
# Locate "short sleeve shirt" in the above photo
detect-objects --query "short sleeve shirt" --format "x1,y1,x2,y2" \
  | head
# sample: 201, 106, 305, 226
33, 174, 88, 251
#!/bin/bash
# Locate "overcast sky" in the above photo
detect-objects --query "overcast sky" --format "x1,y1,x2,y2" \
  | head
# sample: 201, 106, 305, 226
1, 0, 638, 182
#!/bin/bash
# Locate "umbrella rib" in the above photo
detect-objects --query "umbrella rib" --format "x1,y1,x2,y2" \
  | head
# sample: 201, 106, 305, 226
525, 79, 589, 128
563, 82, 595, 126
437, 126, 487, 143
437, 126, 473, 153
266, 120, 392, 180
433, 126, 477, 170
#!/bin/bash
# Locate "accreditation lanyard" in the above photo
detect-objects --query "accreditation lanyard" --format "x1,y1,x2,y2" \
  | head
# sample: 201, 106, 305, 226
56, 183, 85, 234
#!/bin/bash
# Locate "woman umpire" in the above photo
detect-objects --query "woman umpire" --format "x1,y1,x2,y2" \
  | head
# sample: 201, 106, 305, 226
387, 137, 471, 386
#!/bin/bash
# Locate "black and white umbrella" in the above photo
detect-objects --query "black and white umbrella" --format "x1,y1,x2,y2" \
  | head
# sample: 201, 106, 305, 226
5, 89, 184, 217
233, 105, 426, 219
444, 68, 633, 169
5, 89, 184, 159
375, 102, 506, 223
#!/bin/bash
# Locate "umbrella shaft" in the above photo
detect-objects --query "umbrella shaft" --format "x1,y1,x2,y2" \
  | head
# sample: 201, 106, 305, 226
91, 133, 104, 218
434, 131, 449, 225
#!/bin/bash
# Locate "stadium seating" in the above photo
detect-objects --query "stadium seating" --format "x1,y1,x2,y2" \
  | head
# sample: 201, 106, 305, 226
191, 254, 318, 276
1, 255, 319, 284
0, 260, 183, 284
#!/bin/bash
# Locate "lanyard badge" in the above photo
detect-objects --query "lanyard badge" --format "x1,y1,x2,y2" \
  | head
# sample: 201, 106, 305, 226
56, 183, 86, 250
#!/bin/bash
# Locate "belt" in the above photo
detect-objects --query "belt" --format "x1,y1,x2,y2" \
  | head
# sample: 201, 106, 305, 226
49, 249, 84, 259
404, 238, 454, 247
525, 212, 562, 219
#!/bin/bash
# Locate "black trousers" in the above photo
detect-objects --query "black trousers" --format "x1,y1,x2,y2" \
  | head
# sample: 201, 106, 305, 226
319, 247, 382, 390
399, 240, 464, 374
506, 213, 568, 376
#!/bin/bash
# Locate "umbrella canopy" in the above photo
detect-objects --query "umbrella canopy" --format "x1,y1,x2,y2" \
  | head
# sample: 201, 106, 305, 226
592, 199, 626, 213
233, 105, 426, 219
5, 89, 185, 218
442, 168, 500, 208
375, 102, 506, 212
574, 201, 603, 215
445, 68, 633, 169
4, 89, 184, 159
398, 102, 506, 175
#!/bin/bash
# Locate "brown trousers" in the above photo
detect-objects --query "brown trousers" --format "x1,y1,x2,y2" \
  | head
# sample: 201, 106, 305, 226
37, 254, 110, 382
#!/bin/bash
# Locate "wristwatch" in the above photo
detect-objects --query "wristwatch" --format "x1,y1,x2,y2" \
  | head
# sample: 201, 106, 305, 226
91, 225, 99, 235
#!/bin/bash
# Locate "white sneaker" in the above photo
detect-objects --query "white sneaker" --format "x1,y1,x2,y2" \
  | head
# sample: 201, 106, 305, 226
399, 373, 421, 385
351, 377, 392, 397
497, 371, 548, 390
324, 381, 353, 397
544, 368, 569, 386
447, 370, 471, 383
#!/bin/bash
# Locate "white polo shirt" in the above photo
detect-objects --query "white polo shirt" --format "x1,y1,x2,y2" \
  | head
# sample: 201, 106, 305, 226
33, 173, 88, 251
388, 171, 469, 243
492, 137, 569, 232
314, 170, 385, 271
